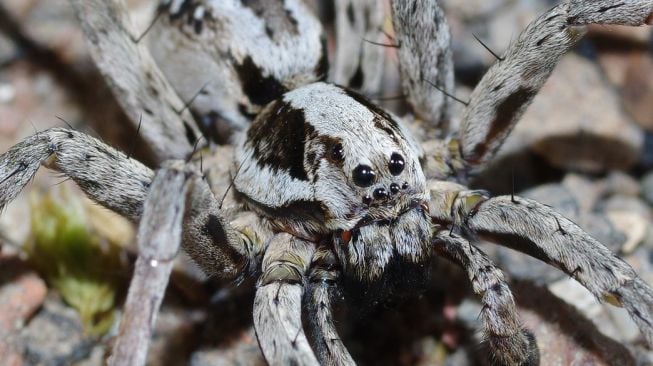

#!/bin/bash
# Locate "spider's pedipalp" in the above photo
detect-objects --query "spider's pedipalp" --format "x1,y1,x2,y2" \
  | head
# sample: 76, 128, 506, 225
434, 232, 539, 366
254, 233, 319, 365
182, 175, 266, 281
453, 0, 653, 169
110, 163, 191, 366
391, 0, 455, 135
465, 195, 653, 346
306, 248, 355, 366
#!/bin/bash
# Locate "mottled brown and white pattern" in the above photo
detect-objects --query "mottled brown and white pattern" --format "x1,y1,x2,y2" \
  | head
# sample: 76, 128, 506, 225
1, 1, 652, 365
148, 0, 327, 142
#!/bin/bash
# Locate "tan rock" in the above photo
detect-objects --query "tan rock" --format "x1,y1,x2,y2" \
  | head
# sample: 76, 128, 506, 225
623, 52, 653, 131
502, 54, 643, 172
606, 211, 648, 254
0, 258, 47, 332
0, 256, 47, 366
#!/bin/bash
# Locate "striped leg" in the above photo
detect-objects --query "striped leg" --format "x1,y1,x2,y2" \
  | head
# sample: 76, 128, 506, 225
434, 232, 538, 366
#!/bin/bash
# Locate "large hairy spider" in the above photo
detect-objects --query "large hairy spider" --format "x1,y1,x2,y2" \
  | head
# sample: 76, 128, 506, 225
1, 0, 653, 365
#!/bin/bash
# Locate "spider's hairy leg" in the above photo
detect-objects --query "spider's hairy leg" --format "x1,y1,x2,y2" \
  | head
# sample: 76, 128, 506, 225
461, 195, 653, 346
453, 0, 652, 167
434, 232, 539, 366
333, 0, 385, 95
567, 0, 653, 26
0, 128, 263, 282
429, 183, 653, 351
0, 129, 266, 362
305, 248, 355, 366
69, 0, 201, 161
254, 233, 319, 365
110, 163, 190, 366
0, 128, 152, 219
390, 0, 454, 135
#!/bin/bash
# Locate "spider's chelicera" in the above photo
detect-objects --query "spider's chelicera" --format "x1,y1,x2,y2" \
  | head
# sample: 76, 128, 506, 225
1, 1, 653, 365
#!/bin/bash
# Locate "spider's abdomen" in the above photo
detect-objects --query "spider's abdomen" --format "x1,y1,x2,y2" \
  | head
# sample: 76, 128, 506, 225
149, 0, 327, 142
233, 83, 430, 245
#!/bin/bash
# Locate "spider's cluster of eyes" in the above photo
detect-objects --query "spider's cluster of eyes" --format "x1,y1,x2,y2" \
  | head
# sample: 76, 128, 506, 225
331, 143, 409, 205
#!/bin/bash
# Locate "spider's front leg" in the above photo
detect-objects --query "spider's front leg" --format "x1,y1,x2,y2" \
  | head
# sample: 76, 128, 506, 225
419, 0, 652, 175
464, 195, 653, 345
429, 183, 653, 347
0, 128, 262, 279
434, 231, 538, 366
0, 129, 266, 364
253, 233, 319, 365
0, 128, 152, 218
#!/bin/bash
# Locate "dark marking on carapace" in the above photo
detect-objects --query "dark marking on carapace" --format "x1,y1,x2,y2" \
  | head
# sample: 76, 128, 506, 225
372, 116, 399, 143
234, 56, 288, 107
317, 135, 345, 167
343, 88, 404, 139
238, 191, 328, 227
246, 101, 312, 181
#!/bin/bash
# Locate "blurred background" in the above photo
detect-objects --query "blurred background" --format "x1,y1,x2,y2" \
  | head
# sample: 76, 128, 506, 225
0, 0, 652, 365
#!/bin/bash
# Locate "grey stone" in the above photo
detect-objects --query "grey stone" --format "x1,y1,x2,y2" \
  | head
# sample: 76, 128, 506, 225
641, 171, 653, 206
21, 296, 93, 366
521, 183, 580, 218
604, 171, 641, 197
599, 195, 651, 219
503, 55, 644, 173
576, 213, 627, 253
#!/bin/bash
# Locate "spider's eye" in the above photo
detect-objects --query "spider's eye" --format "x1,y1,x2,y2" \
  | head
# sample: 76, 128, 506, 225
353, 164, 375, 187
373, 187, 388, 200
331, 143, 344, 161
388, 153, 405, 176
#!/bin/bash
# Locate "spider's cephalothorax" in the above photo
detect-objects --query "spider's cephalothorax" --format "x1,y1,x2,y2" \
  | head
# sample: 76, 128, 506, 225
1, 1, 653, 365
234, 82, 433, 280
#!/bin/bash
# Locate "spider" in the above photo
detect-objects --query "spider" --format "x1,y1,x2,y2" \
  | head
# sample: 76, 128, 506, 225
1, 0, 652, 365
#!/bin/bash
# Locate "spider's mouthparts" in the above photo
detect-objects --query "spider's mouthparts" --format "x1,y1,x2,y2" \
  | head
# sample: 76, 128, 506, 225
351, 199, 428, 231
